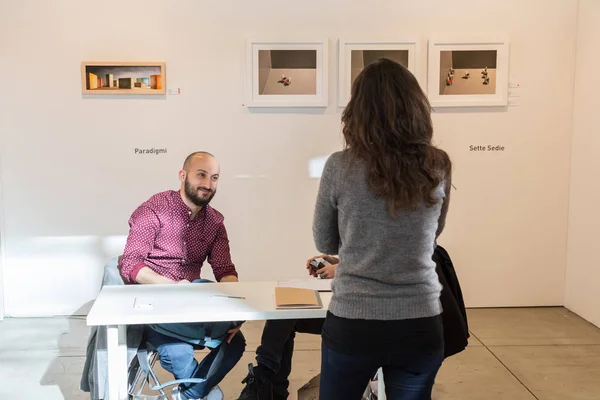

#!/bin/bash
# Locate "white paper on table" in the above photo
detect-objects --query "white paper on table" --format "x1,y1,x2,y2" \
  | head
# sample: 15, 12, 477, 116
277, 278, 332, 292
133, 297, 154, 309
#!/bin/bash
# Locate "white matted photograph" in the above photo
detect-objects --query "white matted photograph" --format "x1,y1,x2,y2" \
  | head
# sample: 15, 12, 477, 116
427, 38, 509, 107
245, 40, 328, 107
338, 40, 417, 107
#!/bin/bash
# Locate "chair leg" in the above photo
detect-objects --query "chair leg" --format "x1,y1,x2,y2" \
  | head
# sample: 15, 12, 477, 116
129, 349, 165, 397
130, 366, 148, 396
128, 356, 146, 396
146, 352, 167, 397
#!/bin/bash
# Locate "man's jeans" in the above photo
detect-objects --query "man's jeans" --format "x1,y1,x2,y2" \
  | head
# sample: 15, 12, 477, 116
319, 342, 443, 400
146, 279, 246, 399
256, 318, 324, 396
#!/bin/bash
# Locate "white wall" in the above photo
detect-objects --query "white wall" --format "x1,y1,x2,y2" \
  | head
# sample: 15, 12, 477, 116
0, 0, 578, 316
565, 0, 600, 328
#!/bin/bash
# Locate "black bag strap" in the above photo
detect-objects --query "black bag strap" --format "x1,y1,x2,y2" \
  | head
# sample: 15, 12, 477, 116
137, 326, 228, 392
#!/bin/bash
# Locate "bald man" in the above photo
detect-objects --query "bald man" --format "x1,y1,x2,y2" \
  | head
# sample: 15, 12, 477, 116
121, 151, 244, 400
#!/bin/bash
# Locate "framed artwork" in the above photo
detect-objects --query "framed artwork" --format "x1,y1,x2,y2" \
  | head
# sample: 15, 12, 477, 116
338, 39, 417, 107
81, 62, 166, 95
245, 40, 328, 107
427, 38, 509, 107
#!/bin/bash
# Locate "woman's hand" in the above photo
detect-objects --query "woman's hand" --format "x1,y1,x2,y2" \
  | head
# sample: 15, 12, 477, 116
306, 254, 340, 277
316, 264, 337, 279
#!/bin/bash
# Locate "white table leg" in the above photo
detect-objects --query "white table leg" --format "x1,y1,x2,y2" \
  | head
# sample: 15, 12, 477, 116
107, 324, 128, 400
377, 367, 386, 399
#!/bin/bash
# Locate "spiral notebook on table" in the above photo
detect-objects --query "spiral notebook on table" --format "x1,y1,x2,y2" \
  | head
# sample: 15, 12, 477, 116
274, 287, 323, 309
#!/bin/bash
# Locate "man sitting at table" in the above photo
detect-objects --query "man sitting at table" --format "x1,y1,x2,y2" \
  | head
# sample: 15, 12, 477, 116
120, 151, 245, 400
237, 255, 338, 400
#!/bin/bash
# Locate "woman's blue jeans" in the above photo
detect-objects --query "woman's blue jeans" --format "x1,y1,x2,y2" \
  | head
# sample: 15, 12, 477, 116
319, 341, 443, 400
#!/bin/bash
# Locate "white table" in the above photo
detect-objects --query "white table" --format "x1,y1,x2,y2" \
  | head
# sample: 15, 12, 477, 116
86, 281, 384, 400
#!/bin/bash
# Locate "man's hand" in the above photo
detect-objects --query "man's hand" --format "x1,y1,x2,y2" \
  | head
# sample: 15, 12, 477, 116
306, 254, 340, 277
219, 275, 239, 283
316, 264, 337, 279
226, 323, 242, 344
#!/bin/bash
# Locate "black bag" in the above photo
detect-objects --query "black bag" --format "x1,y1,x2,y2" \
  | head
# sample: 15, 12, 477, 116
434, 244, 470, 358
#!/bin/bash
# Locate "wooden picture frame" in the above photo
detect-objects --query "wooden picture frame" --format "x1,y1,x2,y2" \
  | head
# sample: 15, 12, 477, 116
245, 40, 328, 107
81, 62, 166, 95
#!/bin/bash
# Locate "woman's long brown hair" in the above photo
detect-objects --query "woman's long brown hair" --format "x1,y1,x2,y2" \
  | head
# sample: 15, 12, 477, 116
342, 58, 451, 216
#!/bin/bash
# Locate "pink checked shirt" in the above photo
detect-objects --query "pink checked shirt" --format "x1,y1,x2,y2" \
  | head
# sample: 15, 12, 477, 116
120, 190, 238, 283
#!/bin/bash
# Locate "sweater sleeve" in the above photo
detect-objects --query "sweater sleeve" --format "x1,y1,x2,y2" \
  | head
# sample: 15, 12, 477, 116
313, 153, 340, 254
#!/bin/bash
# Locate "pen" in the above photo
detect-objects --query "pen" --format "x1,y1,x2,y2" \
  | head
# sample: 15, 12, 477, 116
212, 295, 246, 299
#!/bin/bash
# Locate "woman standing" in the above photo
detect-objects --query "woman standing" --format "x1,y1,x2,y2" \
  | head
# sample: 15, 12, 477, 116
313, 58, 452, 400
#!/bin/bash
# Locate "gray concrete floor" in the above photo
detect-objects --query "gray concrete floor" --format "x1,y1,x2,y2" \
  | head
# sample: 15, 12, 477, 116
1, 307, 599, 399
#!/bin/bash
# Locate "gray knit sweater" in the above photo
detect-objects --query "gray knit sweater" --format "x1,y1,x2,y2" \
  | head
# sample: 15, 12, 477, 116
313, 150, 450, 321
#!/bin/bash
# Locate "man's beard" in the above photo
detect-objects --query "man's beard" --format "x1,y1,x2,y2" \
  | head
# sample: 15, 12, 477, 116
184, 178, 216, 207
